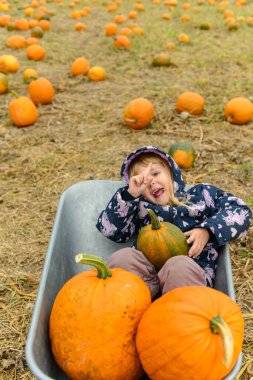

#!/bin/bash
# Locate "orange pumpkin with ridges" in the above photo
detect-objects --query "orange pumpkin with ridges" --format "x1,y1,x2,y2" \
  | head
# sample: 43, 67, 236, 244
176, 91, 205, 115
114, 35, 131, 48
49, 254, 151, 380
224, 97, 253, 124
15, 18, 29, 31
105, 22, 117, 36
6, 35, 26, 49
136, 286, 244, 380
0, 55, 19, 73
9, 96, 38, 127
87, 66, 106, 81
26, 45, 46, 60
70, 57, 90, 76
28, 77, 55, 105
123, 98, 154, 129
0, 14, 12, 27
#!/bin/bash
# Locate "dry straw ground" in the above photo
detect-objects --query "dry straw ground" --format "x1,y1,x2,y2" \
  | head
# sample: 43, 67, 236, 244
0, 0, 253, 379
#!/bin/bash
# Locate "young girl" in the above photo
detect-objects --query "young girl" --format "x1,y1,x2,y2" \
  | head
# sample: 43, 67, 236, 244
96, 146, 252, 299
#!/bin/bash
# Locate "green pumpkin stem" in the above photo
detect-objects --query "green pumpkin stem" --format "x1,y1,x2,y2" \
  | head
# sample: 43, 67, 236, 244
75, 254, 112, 279
210, 315, 233, 369
147, 209, 161, 230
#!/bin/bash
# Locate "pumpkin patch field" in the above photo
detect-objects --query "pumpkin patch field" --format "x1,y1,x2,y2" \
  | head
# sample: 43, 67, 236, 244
0, 0, 253, 378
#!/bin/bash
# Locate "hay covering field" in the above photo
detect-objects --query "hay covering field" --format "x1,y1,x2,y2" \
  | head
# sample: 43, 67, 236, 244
0, 0, 253, 378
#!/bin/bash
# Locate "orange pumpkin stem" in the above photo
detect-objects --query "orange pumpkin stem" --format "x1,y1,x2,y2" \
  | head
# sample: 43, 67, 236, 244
147, 209, 161, 230
75, 253, 112, 279
210, 315, 234, 369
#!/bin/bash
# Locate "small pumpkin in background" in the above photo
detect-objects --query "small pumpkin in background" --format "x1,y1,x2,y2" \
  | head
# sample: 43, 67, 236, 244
119, 27, 134, 37
105, 22, 117, 36
152, 52, 173, 67
28, 19, 39, 29
133, 26, 144, 35
114, 14, 127, 24
136, 286, 244, 380
114, 34, 131, 48
30, 26, 44, 38
181, 13, 190, 22
71, 56, 90, 76
49, 254, 151, 380
87, 66, 106, 81
176, 91, 205, 115
39, 19, 51, 31
224, 97, 253, 125
128, 10, 138, 19
23, 68, 38, 83
26, 37, 40, 46
0, 54, 19, 73
137, 209, 189, 270
0, 14, 12, 27
26, 45, 46, 61
74, 22, 87, 31
164, 41, 176, 49
177, 32, 190, 44
15, 18, 29, 31
162, 13, 171, 20
123, 97, 154, 129
9, 96, 38, 127
0, 73, 9, 94
168, 141, 196, 169
28, 77, 55, 105
6, 35, 26, 49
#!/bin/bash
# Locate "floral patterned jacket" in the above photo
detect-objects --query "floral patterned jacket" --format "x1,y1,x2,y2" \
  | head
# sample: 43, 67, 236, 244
96, 146, 252, 287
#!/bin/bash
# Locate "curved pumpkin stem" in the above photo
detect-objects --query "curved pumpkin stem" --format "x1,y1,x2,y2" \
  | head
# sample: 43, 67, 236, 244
124, 117, 137, 124
210, 315, 233, 369
147, 209, 161, 230
75, 254, 112, 279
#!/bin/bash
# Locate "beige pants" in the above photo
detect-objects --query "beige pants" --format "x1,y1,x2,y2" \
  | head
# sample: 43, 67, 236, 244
108, 247, 206, 299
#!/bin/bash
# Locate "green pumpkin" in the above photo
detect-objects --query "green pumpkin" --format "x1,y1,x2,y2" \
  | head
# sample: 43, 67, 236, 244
168, 141, 196, 169
137, 209, 189, 270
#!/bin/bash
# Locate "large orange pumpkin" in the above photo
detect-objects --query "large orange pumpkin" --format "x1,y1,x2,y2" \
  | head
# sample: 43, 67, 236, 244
137, 209, 189, 270
123, 97, 154, 129
176, 91, 205, 115
9, 96, 38, 127
136, 286, 244, 380
49, 254, 151, 380
224, 97, 253, 124
28, 77, 55, 105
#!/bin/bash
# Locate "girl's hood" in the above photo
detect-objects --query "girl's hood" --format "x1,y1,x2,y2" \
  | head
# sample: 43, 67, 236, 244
120, 145, 186, 195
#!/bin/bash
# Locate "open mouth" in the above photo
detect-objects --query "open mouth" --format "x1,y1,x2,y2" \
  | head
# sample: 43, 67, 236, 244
153, 188, 164, 198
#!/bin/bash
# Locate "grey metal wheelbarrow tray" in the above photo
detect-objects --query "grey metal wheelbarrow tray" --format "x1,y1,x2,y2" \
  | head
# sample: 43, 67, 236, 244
26, 180, 242, 380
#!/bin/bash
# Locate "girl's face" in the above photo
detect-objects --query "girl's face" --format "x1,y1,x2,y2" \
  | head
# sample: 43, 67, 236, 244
135, 162, 173, 206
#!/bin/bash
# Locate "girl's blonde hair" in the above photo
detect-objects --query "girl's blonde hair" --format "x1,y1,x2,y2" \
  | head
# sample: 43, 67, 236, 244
128, 153, 186, 206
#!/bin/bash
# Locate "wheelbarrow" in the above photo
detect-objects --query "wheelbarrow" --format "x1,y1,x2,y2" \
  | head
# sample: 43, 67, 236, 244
26, 180, 243, 380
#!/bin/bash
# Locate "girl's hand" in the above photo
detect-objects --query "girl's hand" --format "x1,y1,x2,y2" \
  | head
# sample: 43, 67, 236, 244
184, 228, 210, 258
128, 163, 152, 198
